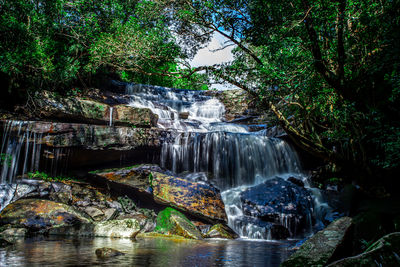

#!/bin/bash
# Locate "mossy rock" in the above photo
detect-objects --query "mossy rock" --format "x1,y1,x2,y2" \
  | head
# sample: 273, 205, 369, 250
327, 232, 400, 266
281, 217, 353, 267
155, 208, 202, 240
205, 224, 238, 239
0, 199, 91, 232
152, 172, 227, 223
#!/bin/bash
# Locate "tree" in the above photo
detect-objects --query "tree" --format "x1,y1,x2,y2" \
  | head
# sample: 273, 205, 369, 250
155, 0, 400, 180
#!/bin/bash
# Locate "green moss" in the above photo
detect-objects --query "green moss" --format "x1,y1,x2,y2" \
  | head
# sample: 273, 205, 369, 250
88, 164, 142, 174
27, 171, 78, 182
154, 207, 193, 234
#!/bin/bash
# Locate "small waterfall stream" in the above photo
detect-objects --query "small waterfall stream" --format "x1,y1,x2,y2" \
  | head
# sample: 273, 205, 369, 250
1, 121, 43, 184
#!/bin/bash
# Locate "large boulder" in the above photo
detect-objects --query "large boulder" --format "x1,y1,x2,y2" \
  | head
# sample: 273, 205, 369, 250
0, 199, 91, 232
281, 217, 353, 267
151, 172, 227, 223
240, 177, 313, 236
327, 232, 400, 267
90, 166, 227, 224
33, 91, 157, 127
155, 207, 202, 240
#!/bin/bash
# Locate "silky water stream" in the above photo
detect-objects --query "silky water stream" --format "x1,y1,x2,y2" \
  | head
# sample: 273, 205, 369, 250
0, 84, 331, 266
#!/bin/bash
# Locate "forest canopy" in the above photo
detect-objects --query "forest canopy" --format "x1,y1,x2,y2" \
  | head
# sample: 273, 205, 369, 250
1, 0, 400, 184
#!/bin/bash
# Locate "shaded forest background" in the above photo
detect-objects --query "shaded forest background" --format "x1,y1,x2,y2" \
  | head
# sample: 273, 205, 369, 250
1, 0, 400, 192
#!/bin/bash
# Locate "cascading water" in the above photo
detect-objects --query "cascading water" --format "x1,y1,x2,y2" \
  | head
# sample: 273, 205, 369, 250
160, 132, 302, 189
125, 83, 323, 240
1, 121, 43, 184
126, 83, 225, 131
0, 121, 70, 185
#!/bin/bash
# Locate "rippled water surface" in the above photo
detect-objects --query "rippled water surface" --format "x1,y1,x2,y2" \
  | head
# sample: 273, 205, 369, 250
0, 237, 296, 267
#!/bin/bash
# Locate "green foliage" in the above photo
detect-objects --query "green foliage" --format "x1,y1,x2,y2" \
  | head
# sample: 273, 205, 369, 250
0, 0, 206, 99
0, 153, 12, 167
27, 171, 75, 182
160, 0, 400, 175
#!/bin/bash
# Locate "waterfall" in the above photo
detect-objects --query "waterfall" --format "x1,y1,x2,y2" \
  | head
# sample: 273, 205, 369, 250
1, 121, 43, 184
126, 83, 225, 131
123, 82, 318, 240
109, 107, 114, 127
160, 132, 302, 189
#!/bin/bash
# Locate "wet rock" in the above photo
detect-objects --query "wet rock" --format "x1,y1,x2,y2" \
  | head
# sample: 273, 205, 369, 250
95, 247, 125, 258
91, 166, 227, 224
84, 207, 104, 221
287, 177, 305, 187
0, 228, 28, 237
178, 112, 189, 119
103, 208, 118, 221
1, 120, 171, 151
152, 172, 228, 223
233, 216, 290, 240
91, 165, 160, 193
33, 91, 157, 127
155, 208, 203, 240
327, 232, 400, 267
205, 224, 238, 239
0, 182, 38, 211
0, 199, 91, 232
240, 177, 313, 236
93, 219, 140, 238
281, 217, 353, 267
113, 104, 158, 127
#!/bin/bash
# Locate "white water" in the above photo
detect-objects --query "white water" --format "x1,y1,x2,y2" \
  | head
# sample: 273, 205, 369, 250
126, 83, 225, 131
1, 121, 43, 184
109, 107, 114, 127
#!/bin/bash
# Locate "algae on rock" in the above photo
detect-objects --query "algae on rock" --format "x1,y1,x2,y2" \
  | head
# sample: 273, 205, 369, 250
155, 207, 203, 240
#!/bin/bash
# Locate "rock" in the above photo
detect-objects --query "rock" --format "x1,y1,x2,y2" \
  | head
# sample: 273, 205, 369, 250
113, 104, 158, 127
1, 228, 27, 237
33, 91, 158, 127
327, 232, 400, 266
84, 207, 104, 221
91, 165, 160, 193
0, 120, 172, 153
205, 224, 238, 239
91, 166, 227, 224
0, 182, 38, 212
0, 228, 28, 243
240, 177, 313, 236
93, 219, 140, 238
281, 217, 353, 267
155, 208, 203, 240
232, 215, 290, 240
0, 199, 91, 232
178, 112, 189, 119
103, 208, 118, 221
287, 177, 305, 187
95, 247, 125, 258
152, 172, 228, 223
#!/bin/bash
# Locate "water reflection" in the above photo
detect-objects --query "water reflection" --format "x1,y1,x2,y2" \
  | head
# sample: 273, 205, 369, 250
0, 237, 295, 267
